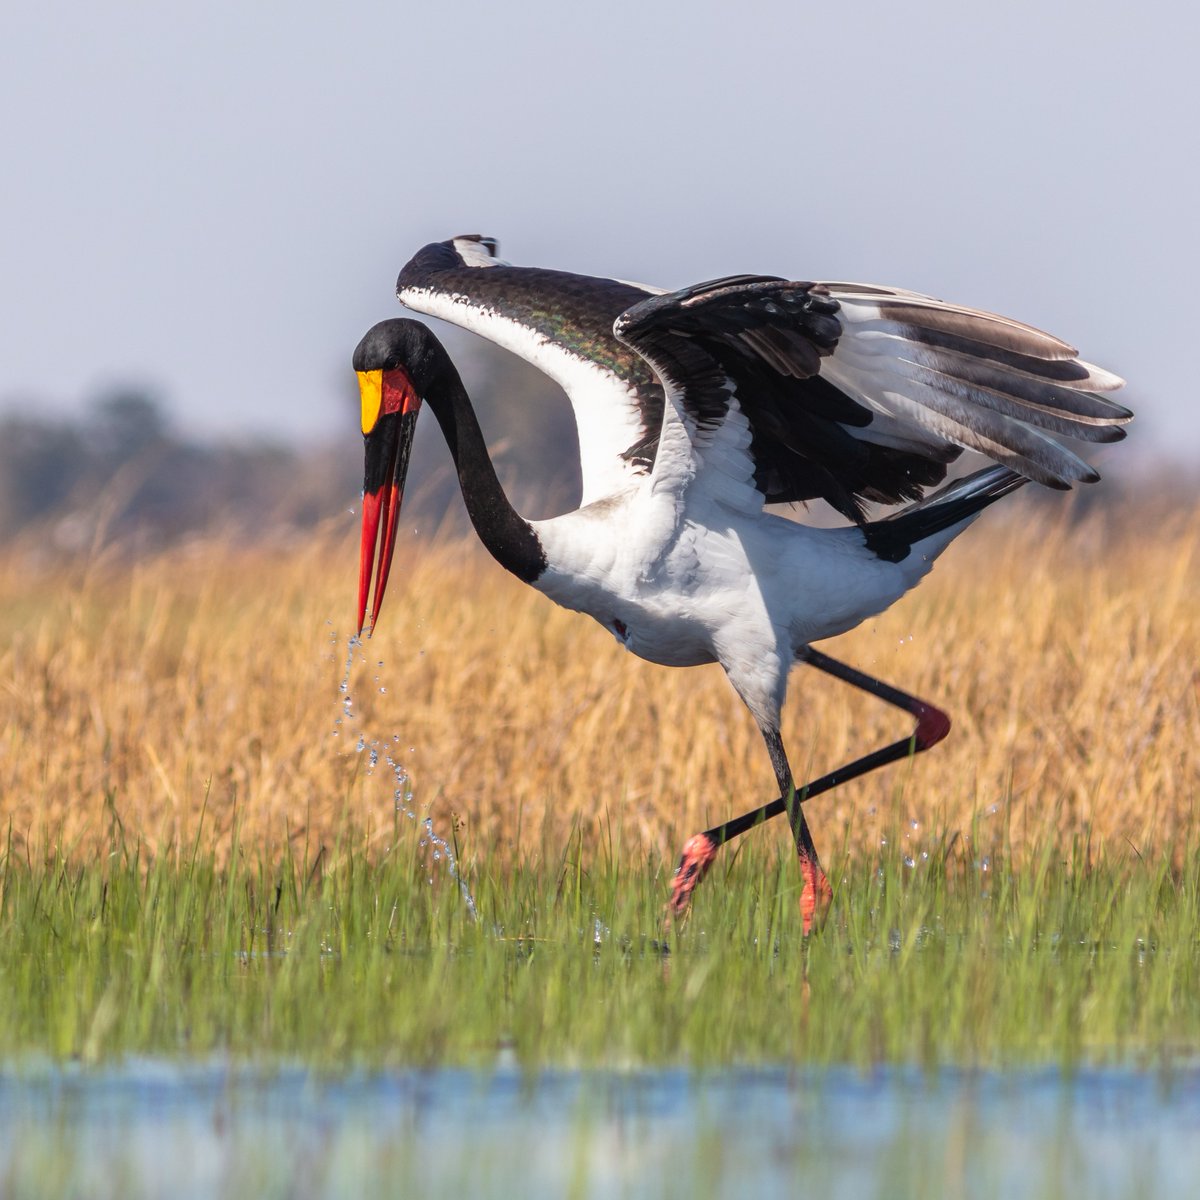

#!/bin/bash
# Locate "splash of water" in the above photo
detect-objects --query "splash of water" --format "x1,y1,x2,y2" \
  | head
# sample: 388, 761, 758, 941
334, 633, 478, 921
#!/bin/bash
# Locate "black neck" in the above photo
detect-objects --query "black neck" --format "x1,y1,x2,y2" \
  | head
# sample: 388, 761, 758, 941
422, 344, 547, 584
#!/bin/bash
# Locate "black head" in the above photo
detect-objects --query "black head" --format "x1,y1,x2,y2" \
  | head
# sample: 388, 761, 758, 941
353, 318, 441, 635
352, 318, 446, 395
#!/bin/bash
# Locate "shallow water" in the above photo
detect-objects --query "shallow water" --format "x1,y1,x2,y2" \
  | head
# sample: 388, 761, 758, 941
2, 1060, 1197, 1199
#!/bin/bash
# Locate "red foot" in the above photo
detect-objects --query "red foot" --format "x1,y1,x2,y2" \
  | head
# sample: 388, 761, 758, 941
798, 852, 833, 936
667, 833, 719, 917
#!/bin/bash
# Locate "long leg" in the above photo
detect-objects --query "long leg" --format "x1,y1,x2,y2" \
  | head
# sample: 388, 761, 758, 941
761, 723, 833, 935
668, 645, 951, 923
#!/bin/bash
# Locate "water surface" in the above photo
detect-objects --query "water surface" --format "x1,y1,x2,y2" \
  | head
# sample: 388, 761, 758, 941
2, 1061, 1197, 1198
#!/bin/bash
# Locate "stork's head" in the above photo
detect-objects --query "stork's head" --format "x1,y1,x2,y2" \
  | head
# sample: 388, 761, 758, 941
353, 318, 433, 636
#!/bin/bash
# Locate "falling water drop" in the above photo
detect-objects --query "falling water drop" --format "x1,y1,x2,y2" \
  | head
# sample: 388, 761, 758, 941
334, 632, 478, 921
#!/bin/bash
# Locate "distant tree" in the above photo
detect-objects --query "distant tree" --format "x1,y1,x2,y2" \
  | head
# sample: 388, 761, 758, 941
0, 329, 602, 550
0, 408, 88, 536
89, 389, 170, 462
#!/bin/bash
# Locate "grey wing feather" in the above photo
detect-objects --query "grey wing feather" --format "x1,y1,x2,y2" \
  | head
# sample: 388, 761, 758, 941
822, 283, 1130, 487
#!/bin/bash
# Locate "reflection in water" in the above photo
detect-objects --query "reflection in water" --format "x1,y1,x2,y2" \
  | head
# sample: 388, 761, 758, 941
1, 1062, 1197, 1199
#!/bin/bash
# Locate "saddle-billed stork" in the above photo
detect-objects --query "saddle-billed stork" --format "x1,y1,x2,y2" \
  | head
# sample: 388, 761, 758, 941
354, 236, 1130, 933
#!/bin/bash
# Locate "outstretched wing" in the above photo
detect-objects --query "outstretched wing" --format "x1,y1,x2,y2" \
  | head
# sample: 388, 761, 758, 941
396, 236, 665, 505
614, 275, 1130, 521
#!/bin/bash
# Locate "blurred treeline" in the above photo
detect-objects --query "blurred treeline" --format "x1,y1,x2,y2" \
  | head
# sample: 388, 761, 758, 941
0, 336, 580, 552
0, 335, 1187, 553
0, 390, 350, 551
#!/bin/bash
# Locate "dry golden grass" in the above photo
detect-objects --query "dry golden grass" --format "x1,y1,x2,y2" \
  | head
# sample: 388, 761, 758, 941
1, 498, 1197, 870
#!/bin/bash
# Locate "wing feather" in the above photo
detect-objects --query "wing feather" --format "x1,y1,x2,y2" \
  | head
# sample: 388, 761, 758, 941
617, 275, 1129, 513
396, 237, 662, 504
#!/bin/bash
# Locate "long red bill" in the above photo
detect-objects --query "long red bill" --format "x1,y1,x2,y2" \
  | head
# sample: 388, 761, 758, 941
358, 481, 398, 635
357, 396, 419, 636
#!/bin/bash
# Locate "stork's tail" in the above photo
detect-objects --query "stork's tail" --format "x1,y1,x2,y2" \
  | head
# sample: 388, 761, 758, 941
862, 465, 1027, 563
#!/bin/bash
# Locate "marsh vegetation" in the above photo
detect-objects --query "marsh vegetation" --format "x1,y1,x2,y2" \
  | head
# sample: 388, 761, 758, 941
1, 499, 1197, 1196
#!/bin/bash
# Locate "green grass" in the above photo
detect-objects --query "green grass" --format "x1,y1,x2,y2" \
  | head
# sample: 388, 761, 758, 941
2, 820, 1199, 1071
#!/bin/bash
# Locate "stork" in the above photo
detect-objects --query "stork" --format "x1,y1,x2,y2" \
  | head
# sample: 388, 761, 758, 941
355, 236, 1130, 933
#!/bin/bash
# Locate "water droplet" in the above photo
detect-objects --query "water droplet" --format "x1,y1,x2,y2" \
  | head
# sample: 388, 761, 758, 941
904, 855, 915, 868
330, 634, 477, 921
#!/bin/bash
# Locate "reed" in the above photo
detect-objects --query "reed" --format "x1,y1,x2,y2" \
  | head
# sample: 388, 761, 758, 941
1, 826, 1198, 1067
1, 499, 1198, 1069
1, 499, 1195, 876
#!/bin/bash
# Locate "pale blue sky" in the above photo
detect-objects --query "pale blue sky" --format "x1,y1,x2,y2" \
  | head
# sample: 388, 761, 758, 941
2, 1, 1195, 469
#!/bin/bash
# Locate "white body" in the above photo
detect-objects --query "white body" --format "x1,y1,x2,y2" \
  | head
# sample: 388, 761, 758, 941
532, 400, 959, 730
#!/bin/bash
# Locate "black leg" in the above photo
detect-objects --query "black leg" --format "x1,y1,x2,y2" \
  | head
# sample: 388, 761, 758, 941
761, 724, 831, 934
761, 724, 816, 858
668, 645, 950, 918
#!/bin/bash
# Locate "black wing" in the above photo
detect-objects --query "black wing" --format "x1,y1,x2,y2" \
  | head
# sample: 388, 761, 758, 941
614, 275, 1130, 521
